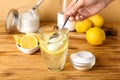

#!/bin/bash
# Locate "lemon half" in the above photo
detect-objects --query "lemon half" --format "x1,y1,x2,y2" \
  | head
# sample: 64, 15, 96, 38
20, 34, 38, 49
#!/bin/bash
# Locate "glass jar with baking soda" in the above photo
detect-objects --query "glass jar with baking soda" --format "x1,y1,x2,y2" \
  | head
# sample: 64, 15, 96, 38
6, 6, 40, 33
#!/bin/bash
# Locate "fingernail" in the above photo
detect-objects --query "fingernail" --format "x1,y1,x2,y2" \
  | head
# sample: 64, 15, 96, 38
75, 16, 80, 21
66, 10, 71, 15
69, 17, 74, 21
80, 15, 84, 20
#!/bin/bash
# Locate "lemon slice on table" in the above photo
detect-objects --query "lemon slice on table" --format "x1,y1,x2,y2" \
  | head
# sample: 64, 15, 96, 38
20, 34, 38, 49
13, 34, 24, 45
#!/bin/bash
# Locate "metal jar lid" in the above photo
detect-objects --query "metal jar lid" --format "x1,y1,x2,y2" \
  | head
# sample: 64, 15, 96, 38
70, 51, 96, 71
5, 9, 19, 33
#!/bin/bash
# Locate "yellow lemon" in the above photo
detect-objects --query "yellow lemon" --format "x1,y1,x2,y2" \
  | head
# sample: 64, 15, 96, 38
26, 33, 41, 43
75, 19, 92, 33
89, 14, 104, 28
86, 27, 106, 45
20, 34, 38, 49
13, 34, 24, 45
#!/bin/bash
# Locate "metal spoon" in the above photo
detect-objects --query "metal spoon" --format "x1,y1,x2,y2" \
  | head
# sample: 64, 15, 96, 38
49, 0, 78, 40
61, 16, 70, 29
62, 0, 78, 29
49, 16, 69, 40
32, 0, 44, 10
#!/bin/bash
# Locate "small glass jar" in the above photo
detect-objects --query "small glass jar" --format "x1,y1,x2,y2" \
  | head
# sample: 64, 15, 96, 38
57, 0, 76, 31
6, 6, 40, 33
70, 51, 96, 71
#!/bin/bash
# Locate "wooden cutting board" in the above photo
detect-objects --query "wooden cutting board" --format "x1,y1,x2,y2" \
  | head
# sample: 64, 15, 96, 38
69, 24, 118, 39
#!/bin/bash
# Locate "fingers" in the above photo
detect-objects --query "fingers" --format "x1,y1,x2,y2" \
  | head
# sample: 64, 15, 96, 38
64, 0, 111, 21
69, 14, 85, 21
75, 14, 81, 21
64, 0, 76, 21
64, 0, 85, 21
69, 7, 91, 21
69, 16, 75, 21
78, 7, 91, 18
66, 0, 84, 15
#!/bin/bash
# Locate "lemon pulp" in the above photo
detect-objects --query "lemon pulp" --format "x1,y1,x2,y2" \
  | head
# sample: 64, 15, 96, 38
20, 34, 38, 49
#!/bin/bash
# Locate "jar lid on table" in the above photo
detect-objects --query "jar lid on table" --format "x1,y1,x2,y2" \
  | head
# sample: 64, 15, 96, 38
5, 9, 19, 33
70, 51, 96, 71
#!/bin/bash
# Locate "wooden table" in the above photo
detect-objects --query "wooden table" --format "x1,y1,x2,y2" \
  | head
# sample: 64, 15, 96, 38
0, 21, 120, 80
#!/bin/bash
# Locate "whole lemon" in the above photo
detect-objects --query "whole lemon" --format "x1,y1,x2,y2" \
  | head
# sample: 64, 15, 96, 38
86, 27, 106, 45
89, 14, 104, 28
75, 19, 92, 33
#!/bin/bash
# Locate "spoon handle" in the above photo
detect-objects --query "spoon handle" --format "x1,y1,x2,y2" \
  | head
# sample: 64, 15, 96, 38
61, 0, 78, 29
62, 16, 70, 30
32, 0, 44, 10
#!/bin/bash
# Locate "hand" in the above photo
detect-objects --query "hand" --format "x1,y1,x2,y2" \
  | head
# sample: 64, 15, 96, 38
64, 0, 113, 21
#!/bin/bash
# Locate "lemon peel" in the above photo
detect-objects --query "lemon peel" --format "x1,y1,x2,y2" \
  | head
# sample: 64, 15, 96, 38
75, 19, 92, 33
86, 27, 106, 45
89, 14, 104, 28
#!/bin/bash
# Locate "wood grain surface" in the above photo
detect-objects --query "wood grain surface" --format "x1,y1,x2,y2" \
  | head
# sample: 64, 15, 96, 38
0, 21, 120, 80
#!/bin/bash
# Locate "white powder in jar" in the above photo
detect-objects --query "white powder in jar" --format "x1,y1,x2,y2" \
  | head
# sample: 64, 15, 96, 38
17, 10, 39, 33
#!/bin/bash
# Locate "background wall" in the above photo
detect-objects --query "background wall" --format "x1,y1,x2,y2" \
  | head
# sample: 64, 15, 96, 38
0, 0, 120, 22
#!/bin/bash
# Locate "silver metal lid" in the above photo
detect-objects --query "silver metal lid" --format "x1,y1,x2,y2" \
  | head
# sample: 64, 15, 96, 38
5, 9, 19, 33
